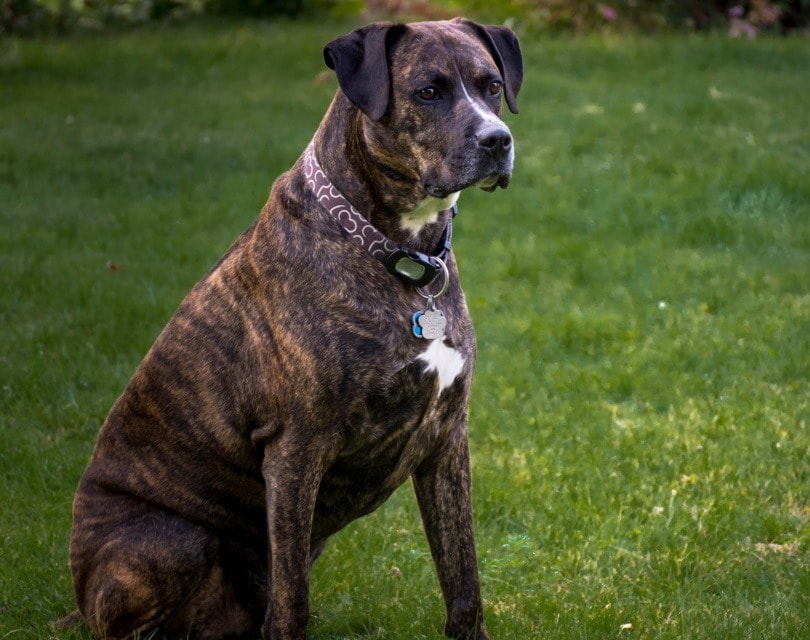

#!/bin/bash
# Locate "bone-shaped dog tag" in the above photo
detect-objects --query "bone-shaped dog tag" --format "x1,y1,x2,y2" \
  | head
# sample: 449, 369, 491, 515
412, 296, 447, 340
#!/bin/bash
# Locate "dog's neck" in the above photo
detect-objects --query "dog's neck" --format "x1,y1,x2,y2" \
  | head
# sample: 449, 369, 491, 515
312, 95, 454, 255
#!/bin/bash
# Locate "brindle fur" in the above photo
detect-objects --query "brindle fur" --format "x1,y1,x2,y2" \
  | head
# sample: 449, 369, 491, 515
68, 18, 522, 640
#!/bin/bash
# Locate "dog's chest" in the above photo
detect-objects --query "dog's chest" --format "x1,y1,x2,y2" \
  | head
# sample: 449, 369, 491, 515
343, 337, 468, 463
309, 337, 469, 539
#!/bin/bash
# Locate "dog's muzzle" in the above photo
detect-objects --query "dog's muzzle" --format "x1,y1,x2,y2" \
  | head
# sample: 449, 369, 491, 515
424, 122, 514, 199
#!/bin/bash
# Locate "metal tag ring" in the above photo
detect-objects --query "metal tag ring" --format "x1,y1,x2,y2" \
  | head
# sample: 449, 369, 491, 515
417, 256, 449, 300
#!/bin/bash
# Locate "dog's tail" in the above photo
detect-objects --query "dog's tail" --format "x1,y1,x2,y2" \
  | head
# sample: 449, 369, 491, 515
55, 609, 83, 630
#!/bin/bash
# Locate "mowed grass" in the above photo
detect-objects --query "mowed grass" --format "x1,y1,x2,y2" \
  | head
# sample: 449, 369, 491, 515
1, 19, 809, 640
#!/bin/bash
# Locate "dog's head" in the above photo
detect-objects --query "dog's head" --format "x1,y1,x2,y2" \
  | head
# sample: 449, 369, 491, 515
324, 18, 523, 202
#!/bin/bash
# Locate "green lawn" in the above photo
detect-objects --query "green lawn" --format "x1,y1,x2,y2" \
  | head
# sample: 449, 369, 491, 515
1, 19, 808, 640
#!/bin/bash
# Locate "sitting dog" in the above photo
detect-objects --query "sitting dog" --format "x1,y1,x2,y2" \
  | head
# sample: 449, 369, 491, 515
68, 18, 522, 640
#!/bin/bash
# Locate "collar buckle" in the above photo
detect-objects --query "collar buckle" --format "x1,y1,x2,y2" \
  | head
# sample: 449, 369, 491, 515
385, 249, 441, 287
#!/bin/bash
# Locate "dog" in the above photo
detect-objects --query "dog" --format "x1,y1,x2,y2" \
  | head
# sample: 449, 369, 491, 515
68, 18, 522, 640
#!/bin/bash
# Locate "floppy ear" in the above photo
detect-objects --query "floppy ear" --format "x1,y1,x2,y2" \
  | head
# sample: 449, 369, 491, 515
466, 22, 524, 114
323, 23, 406, 122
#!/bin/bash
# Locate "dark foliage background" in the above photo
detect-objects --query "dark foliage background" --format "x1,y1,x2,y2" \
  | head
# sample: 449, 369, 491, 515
2, 0, 809, 35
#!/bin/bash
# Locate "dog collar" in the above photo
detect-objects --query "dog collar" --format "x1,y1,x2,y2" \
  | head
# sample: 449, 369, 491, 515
303, 144, 455, 288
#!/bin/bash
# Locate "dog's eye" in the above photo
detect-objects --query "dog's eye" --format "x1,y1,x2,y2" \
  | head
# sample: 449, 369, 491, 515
416, 86, 439, 102
488, 80, 503, 97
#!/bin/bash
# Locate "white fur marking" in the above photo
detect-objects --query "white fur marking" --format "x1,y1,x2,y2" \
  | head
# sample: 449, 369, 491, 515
460, 81, 515, 170
417, 339, 465, 393
400, 192, 460, 236
460, 81, 503, 128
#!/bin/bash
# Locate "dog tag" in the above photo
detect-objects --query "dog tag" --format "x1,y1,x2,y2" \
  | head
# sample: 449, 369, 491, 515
412, 296, 447, 340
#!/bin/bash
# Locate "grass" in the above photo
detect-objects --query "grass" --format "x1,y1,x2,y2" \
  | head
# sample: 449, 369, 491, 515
2, 18, 809, 640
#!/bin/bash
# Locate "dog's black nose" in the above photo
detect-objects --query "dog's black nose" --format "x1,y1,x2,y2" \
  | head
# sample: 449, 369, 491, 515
477, 126, 512, 158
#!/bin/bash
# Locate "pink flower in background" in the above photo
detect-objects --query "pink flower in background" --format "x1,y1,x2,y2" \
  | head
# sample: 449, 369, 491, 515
598, 5, 618, 22
727, 4, 759, 38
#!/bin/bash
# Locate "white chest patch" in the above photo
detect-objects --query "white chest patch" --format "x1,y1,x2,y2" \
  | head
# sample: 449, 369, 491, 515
417, 339, 466, 393
400, 192, 460, 236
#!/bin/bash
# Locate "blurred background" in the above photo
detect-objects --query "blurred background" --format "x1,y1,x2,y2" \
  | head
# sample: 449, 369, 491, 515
3, 0, 809, 36
2, 0, 808, 638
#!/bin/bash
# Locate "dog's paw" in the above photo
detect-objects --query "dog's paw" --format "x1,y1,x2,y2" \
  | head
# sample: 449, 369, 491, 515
444, 620, 488, 640
445, 629, 488, 640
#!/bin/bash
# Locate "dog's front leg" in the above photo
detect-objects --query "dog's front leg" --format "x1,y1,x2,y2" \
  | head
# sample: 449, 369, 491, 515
413, 429, 488, 640
260, 443, 322, 640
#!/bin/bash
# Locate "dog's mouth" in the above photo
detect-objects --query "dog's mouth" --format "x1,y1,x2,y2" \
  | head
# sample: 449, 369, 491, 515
478, 173, 511, 193
424, 172, 511, 199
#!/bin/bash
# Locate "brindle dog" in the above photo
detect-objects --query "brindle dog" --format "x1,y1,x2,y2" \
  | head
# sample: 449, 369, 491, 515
68, 18, 522, 640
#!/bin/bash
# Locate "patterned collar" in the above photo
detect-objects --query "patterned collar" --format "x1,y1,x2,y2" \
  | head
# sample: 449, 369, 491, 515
303, 143, 455, 288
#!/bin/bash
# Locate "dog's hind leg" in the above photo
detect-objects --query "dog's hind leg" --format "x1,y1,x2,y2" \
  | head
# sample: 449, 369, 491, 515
73, 508, 258, 639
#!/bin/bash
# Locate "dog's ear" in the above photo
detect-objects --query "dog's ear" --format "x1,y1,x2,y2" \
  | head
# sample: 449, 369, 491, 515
464, 21, 523, 114
323, 23, 407, 122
